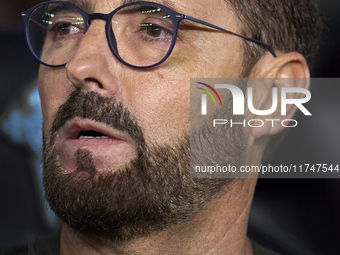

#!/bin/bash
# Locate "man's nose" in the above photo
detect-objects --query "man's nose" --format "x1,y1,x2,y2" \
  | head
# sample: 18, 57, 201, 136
65, 20, 120, 94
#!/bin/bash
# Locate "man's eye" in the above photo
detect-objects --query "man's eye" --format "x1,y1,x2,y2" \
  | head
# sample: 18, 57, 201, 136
142, 24, 172, 38
56, 23, 80, 37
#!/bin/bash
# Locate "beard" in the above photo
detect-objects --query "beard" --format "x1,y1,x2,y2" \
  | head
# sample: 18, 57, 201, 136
43, 89, 245, 243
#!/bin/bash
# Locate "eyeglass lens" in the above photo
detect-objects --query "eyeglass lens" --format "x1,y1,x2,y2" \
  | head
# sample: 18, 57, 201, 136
27, 2, 174, 67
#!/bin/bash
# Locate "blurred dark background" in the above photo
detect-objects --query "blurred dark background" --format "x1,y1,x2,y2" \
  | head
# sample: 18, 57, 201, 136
0, 1, 339, 254
248, 1, 340, 255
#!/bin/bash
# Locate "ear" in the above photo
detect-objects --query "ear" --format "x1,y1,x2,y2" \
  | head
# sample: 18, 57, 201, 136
247, 52, 311, 140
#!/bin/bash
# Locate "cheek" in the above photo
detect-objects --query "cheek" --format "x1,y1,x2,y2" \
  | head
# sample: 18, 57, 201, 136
123, 47, 243, 146
124, 71, 191, 145
38, 66, 74, 133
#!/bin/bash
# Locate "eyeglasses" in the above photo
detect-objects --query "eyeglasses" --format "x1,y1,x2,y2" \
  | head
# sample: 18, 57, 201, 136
21, 1, 276, 69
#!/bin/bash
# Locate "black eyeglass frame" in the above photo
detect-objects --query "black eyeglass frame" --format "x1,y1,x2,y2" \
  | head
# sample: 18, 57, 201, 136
20, 1, 277, 69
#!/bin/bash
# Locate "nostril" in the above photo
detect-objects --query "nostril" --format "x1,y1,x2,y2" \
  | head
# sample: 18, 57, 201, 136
85, 78, 103, 89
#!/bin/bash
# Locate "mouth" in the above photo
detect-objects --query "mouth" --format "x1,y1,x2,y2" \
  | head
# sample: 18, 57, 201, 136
58, 117, 130, 146
77, 130, 111, 139
53, 117, 137, 173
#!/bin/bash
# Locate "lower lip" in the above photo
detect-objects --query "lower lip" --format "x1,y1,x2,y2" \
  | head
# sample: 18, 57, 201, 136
64, 137, 125, 148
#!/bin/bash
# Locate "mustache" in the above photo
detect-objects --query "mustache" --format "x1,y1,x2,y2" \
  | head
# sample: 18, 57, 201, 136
49, 89, 144, 145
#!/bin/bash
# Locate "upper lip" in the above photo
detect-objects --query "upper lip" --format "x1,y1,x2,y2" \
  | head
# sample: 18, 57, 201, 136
56, 117, 129, 142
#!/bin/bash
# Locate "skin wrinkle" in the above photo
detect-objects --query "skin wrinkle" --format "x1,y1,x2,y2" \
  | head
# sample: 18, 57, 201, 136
205, 188, 254, 255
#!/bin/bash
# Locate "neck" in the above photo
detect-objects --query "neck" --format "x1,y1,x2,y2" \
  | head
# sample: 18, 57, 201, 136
60, 179, 256, 255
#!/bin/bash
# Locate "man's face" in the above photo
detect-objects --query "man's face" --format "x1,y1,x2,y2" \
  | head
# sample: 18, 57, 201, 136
39, 0, 246, 241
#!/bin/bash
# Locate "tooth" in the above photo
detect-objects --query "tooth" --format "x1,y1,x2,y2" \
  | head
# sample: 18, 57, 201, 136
78, 135, 110, 139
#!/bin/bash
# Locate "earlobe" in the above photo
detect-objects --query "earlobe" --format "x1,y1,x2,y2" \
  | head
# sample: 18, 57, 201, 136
248, 52, 311, 139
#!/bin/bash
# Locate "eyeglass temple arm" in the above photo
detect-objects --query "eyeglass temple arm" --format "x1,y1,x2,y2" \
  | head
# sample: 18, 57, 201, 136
184, 15, 277, 58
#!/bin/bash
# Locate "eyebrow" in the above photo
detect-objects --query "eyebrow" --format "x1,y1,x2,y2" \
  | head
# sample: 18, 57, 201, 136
122, 0, 138, 5
61, 0, 180, 14
121, 0, 179, 13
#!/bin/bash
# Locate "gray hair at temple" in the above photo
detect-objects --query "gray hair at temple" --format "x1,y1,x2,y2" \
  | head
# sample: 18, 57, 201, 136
225, 0, 323, 77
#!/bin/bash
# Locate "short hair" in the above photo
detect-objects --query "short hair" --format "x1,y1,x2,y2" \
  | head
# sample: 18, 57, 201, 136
225, 0, 324, 77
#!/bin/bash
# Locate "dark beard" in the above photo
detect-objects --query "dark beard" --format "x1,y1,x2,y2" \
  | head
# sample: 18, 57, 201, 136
43, 90, 240, 243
